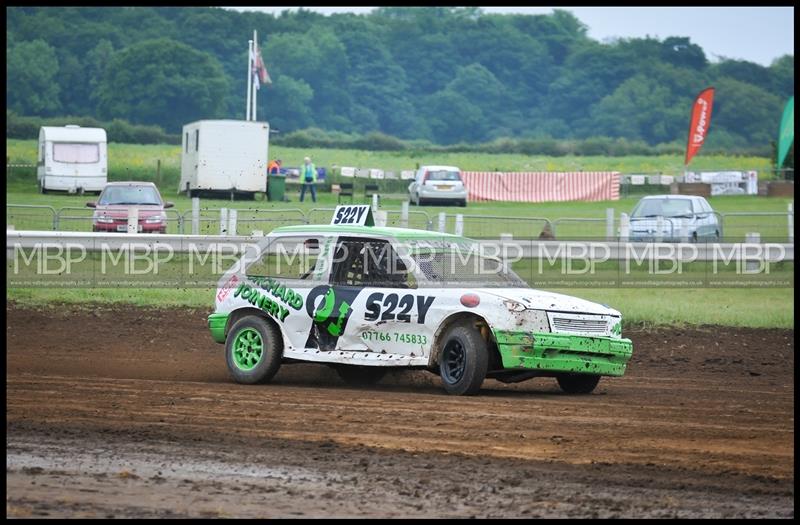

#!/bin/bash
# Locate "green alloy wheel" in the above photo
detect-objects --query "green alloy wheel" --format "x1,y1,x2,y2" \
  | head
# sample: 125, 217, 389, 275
232, 328, 263, 371
225, 316, 282, 384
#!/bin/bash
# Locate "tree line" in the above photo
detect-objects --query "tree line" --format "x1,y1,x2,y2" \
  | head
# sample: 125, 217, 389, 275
6, 7, 794, 152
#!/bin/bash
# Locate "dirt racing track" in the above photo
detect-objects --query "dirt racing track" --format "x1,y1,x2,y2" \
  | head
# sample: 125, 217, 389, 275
6, 303, 795, 518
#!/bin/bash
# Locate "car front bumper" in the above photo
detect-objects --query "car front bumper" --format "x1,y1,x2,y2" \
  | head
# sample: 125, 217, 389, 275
93, 222, 166, 233
208, 313, 230, 343
493, 330, 633, 376
628, 232, 717, 242
628, 233, 680, 242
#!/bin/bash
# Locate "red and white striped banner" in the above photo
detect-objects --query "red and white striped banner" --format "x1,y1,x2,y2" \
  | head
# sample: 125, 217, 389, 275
461, 171, 621, 202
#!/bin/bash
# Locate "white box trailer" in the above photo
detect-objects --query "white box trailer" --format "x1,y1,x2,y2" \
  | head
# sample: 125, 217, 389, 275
179, 120, 269, 197
37, 125, 108, 194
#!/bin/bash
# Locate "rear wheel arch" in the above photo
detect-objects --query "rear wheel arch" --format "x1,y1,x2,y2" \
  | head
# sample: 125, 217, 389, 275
429, 312, 501, 371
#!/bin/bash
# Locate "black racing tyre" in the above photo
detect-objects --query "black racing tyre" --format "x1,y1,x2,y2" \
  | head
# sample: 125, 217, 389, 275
459, 199, 467, 207
335, 365, 387, 386
556, 373, 600, 394
438, 322, 488, 395
225, 316, 282, 384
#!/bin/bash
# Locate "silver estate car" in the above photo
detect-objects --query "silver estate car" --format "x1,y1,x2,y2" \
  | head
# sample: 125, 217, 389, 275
629, 195, 720, 242
408, 165, 468, 207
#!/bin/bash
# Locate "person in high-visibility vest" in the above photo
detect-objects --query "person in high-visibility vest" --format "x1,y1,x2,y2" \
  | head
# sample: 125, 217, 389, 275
300, 156, 317, 203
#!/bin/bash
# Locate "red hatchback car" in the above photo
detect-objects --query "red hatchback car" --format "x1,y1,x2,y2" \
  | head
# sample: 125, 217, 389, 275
87, 182, 174, 233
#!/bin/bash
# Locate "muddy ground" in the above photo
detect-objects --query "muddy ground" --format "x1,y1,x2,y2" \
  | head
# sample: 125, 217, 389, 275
6, 303, 794, 518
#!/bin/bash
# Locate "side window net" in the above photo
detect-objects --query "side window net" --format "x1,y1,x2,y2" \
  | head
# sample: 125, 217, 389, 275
331, 239, 409, 288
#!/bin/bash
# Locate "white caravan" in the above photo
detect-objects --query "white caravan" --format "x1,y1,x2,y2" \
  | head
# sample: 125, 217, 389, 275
37, 125, 108, 194
179, 120, 269, 197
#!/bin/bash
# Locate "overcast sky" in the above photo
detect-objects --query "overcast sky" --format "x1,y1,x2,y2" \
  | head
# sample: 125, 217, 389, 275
226, 6, 794, 66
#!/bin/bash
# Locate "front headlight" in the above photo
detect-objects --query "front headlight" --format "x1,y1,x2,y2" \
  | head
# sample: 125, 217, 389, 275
503, 300, 526, 312
611, 318, 622, 338
94, 214, 113, 224
144, 215, 165, 224
527, 309, 551, 332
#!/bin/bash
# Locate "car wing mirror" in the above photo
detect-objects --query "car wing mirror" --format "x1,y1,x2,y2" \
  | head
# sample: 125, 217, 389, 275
164, 202, 174, 209
86, 201, 97, 208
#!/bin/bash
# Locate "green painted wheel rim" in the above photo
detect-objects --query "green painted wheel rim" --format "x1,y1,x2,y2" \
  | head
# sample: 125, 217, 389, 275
232, 328, 264, 371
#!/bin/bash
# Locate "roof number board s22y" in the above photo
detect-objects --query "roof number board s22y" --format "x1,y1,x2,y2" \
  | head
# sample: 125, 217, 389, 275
332, 205, 374, 226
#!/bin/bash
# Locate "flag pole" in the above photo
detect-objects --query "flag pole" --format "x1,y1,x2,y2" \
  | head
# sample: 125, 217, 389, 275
246, 39, 253, 121
252, 30, 258, 121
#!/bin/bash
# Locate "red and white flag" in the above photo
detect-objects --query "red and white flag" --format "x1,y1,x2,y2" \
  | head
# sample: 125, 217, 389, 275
256, 53, 271, 85
685, 87, 715, 166
252, 43, 271, 90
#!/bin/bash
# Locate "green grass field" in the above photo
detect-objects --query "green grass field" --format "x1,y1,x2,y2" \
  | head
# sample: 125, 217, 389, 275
6, 139, 793, 328
7, 138, 790, 240
6, 138, 775, 181
7, 182, 793, 241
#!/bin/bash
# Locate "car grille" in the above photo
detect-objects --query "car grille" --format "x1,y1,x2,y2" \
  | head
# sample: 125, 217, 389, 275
550, 316, 609, 335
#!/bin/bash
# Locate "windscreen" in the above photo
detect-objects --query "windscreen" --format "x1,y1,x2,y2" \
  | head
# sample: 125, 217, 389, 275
402, 239, 527, 288
426, 170, 461, 182
632, 199, 694, 218
98, 186, 162, 206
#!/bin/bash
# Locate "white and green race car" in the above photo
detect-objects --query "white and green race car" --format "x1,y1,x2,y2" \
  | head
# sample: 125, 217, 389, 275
208, 206, 633, 395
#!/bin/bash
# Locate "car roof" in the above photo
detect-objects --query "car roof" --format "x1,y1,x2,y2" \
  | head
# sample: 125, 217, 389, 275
419, 165, 461, 171
104, 181, 158, 187
272, 224, 470, 242
640, 194, 704, 200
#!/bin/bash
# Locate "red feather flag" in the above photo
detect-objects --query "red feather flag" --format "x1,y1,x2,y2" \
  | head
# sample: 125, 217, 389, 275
684, 87, 715, 166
